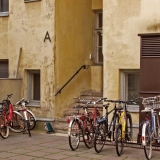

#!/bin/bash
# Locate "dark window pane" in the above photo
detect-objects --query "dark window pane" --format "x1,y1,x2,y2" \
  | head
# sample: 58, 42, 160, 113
98, 48, 103, 62
127, 73, 140, 100
98, 13, 102, 28
0, 0, 9, 12
98, 32, 102, 46
33, 74, 40, 100
0, 60, 8, 78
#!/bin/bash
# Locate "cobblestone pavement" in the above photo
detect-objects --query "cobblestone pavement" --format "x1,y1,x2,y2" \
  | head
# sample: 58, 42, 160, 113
0, 131, 160, 160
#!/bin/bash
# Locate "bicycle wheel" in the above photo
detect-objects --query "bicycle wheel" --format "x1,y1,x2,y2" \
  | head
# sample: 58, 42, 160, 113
144, 124, 152, 160
112, 114, 119, 141
68, 119, 81, 151
27, 110, 36, 130
83, 117, 94, 149
116, 124, 124, 156
126, 113, 132, 141
10, 111, 24, 133
0, 115, 9, 139
26, 120, 31, 137
94, 122, 106, 153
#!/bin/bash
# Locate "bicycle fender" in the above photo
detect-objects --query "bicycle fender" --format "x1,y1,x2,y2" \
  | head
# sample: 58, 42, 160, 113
68, 119, 74, 136
27, 109, 36, 121
13, 110, 23, 117
142, 122, 148, 146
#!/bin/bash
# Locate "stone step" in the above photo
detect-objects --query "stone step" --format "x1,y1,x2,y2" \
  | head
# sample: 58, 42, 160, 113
80, 91, 103, 97
55, 90, 103, 134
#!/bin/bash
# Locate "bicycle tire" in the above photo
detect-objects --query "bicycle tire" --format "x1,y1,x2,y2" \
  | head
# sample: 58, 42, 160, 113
112, 114, 120, 141
10, 111, 24, 133
94, 122, 106, 153
143, 124, 152, 160
26, 110, 36, 130
115, 124, 124, 156
0, 114, 9, 139
26, 120, 31, 137
18, 110, 36, 130
68, 119, 81, 151
82, 116, 94, 149
126, 113, 132, 141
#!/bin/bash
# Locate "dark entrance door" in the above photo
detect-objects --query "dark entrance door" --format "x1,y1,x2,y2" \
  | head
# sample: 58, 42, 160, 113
138, 33, 160, 142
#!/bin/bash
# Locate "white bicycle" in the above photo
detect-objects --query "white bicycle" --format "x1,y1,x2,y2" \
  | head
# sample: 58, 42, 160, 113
140, 96, 160, 160
14, 98, 36, 137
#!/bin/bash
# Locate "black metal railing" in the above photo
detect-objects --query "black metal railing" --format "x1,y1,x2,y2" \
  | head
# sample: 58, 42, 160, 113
54, 65, 90, 96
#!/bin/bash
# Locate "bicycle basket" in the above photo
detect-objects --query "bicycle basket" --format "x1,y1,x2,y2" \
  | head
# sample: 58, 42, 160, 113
142, 96, 160, 109
3, 100, 10, 111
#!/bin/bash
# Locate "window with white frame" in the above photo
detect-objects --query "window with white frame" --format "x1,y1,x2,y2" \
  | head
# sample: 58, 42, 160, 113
94, 12, 103, 64
121, 70, 140, 109
26, 70, 40, 106
0, 0, 9, 16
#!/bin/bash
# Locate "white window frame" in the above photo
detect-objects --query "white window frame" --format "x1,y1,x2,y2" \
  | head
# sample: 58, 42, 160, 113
120, 69, 140, 112
24, 0, 41, 3
0, 0, 9, 17
26, 70, 40, 107
94, 11, 103, 65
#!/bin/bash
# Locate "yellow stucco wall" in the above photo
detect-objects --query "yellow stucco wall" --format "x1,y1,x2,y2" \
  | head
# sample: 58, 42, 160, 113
0, 0, 55, 119
92, 0, 102, 10
0, 0, 104, 119
54, 0, 95, 118
103, 0, 160, 122
0, 79, 22, 104
91, 66, 103, 92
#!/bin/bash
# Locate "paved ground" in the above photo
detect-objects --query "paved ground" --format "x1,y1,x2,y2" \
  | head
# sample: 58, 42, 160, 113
0, 130, 160, 160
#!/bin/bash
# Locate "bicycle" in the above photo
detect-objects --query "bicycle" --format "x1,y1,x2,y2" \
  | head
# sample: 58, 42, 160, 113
115, 100, 135, 156
139, 96, 160, 160
94, 100, 122, 153
0, 94, 24, 139
68, 97, 106, 150
68, 101, 90, 150
14, 98, 36, 137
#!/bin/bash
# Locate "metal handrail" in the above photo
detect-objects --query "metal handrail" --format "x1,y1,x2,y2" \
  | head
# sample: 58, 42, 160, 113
54, 65, 90, 96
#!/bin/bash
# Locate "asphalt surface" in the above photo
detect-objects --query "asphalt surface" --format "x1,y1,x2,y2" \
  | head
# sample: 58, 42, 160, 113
0, 130, 160, 160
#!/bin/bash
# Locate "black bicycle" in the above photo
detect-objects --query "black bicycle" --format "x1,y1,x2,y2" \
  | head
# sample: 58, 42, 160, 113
94, 100, 122, 153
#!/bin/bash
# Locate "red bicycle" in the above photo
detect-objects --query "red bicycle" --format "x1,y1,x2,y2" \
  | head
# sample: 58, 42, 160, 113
67, 97, 106, 150
0, 94, 24, 139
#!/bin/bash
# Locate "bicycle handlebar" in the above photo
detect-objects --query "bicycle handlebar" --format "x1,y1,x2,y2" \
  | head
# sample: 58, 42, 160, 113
7, 94, 13, 99
15, 98, 29, 106
104, 99, 137, 105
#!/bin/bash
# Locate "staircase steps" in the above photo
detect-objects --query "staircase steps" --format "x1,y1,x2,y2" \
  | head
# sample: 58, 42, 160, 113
53, 91, 103, 133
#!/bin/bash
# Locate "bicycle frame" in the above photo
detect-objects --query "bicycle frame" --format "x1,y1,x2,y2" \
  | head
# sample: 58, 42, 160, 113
97, 102, 120, 138
141, 108, 160, 146
68, 116, 82, 136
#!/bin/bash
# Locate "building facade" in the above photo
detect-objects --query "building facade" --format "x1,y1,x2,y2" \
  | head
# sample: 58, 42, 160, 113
1, 0, 159, 133
0, 0, 103, 121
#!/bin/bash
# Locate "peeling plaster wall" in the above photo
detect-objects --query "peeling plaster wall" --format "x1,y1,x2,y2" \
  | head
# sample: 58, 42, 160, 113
103, 0, 160, 99
0, 0, 55, 118
103, 0, 160, 120
55, 0, 94, 118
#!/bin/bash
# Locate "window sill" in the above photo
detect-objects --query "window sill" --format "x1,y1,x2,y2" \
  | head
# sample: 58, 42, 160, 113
27, 100, 40, 107
127, 105, 139, 113
0, 12, 9, 17
36, 118, 54, 122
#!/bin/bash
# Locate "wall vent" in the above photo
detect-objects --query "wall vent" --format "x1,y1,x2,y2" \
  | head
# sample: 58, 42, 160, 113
141, 36, 160, 57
